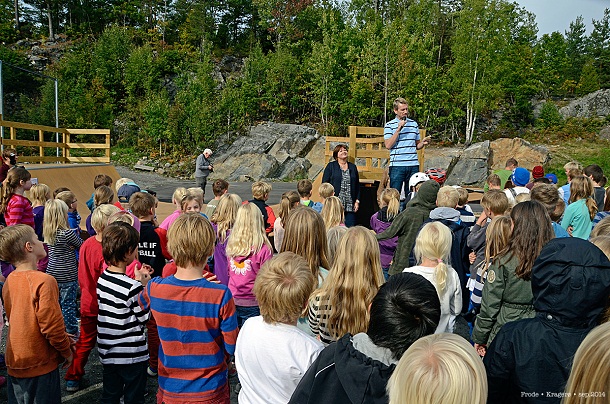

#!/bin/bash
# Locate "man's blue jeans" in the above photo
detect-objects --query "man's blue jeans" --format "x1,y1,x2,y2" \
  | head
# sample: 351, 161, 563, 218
389, 165, 419, 198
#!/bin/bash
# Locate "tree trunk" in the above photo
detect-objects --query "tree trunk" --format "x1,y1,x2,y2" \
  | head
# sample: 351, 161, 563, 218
14, 0, 20, 32
47, 1, 54, 40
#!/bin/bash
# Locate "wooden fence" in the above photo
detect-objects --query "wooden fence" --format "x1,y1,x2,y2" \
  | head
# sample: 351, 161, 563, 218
325, 126, 425, 181
0, 114, 110, 163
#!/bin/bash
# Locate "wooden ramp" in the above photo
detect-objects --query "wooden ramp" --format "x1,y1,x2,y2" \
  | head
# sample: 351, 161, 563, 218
24, 164, 175, 224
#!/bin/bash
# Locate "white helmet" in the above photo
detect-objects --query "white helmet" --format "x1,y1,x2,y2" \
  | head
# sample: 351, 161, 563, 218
409, 172, 430, 189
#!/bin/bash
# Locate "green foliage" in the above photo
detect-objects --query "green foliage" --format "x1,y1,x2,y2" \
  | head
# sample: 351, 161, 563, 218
536, 102, 563, 129
4, 1, 610, 158
577, 59, 601, 95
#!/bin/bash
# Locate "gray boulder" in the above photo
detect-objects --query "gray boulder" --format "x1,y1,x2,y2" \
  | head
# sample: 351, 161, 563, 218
211, 122, 320, 181
446, 159, 489, 187
559, 89, 610, 118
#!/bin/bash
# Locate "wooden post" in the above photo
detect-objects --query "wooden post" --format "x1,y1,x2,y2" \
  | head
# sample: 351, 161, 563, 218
348, 126, 357, 164
38, 129, 44, 163
65, 131, 71, 162
105, 133, 111, 161
418, 129, 426, 172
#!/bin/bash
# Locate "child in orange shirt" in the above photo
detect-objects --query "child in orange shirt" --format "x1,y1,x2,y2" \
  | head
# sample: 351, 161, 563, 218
0, 225, 73, 402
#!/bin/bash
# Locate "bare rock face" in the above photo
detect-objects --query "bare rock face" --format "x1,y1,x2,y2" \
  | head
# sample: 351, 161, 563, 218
559, 89, 610, 118
445, 141, 490, 186
489, 138, 550, 171
211, 122, 320, 181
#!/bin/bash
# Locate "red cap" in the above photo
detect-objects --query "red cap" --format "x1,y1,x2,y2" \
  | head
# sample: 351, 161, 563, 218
532, 165, 545, 179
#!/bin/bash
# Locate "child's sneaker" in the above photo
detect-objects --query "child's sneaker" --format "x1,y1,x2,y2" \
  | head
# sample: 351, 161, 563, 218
66, 380, 80, 392
146, 366, 158, 377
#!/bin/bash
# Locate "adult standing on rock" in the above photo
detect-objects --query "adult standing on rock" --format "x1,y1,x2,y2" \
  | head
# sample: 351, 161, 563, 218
384, 97, 429, 194
195, 148, 213, 200
322, 144, 360, 227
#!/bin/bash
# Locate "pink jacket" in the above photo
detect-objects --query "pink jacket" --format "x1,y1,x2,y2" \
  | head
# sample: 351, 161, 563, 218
228, 244, 272, 306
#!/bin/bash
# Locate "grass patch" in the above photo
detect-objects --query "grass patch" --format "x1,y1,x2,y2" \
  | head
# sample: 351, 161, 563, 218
541, 139, 610, 186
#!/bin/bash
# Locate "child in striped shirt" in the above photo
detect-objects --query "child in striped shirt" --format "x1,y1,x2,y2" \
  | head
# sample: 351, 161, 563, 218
138, 213, 239, 404
43, 199, 83, 336
97, 221, 151, 403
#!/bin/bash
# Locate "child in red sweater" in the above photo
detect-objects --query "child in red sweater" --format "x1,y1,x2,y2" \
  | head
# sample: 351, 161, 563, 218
64, 204, 119, 392
0, 224, 73, 402
0, 167, 34, 227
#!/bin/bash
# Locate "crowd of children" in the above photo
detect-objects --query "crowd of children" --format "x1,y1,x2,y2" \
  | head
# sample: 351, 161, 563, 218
0, 157, 608, 404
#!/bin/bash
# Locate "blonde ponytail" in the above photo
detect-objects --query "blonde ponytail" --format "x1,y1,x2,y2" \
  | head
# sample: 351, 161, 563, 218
433, 260, 448, 296
413, 222, 452, 296
381, 188, 401, 220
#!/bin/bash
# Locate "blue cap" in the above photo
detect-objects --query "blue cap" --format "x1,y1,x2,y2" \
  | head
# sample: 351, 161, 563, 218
545, 173, 558, 184
511, 167, 530, 187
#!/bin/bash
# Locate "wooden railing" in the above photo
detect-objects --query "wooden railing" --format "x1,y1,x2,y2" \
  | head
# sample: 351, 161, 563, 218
0, 114, 110, 163
325, 126, 425, 181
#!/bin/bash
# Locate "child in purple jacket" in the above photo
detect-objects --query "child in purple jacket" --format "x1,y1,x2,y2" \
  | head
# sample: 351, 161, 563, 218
370, 188, 400, 280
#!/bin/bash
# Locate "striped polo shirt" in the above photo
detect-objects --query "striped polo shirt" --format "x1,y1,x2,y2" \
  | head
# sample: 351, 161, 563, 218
138, 275, 239, 403
97, 270, 150, 365
384, 117, 420, 166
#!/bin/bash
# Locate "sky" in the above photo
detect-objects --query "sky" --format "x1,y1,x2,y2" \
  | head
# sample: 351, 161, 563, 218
513, 0, 609, 36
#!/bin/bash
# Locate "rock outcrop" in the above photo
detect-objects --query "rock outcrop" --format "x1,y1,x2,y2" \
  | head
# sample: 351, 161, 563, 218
132, 123, 551, 187
559, 89, 610, 119
211, 122, 320, 181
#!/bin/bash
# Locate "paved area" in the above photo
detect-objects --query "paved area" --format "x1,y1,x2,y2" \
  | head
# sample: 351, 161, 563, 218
116, 166, 299, 205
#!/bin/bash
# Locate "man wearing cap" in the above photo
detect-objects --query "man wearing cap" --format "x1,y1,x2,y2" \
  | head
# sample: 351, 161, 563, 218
384, 98, 430, 195
195, 149, 214, 199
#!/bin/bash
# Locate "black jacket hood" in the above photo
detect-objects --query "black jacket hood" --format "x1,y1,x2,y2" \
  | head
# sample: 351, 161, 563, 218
531, 237, 610, 328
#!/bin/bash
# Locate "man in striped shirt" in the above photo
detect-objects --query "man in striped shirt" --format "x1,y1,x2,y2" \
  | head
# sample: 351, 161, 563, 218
384, 97, 430, 195
138, 214, 239, 404
97, 222, 151, 403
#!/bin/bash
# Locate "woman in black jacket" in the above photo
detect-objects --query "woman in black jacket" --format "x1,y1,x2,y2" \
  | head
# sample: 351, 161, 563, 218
322, 144, 360, 227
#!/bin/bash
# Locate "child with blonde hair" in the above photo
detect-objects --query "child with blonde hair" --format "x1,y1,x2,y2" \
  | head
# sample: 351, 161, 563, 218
405, 221, 462, 333
561, 176, 597, 239
248, 181, 276, 235
159, 187, 188, 231
210, 193, 242, 285
0, 225, 73, 402
281, 207, 330, 285
85, 185, 114, 236
29, 183, 50, 241
318, 183, 334, 200
65, 204, 121, 392
274, 191, 300, 252
321, 196, 344, 230
326, 225, 347, 268
226, 203, 273, 327
180, 193, 202, 214
186, 187, 204, 206
0, 167, 34, 227
137, 214, 239, 403
468, 216, 512, 317
43, 199, 83, 335
235, 252, 322, 403
56, 191, 81, 237
387, 333, 487, 404
370, 188, 400, 280
308, 226, 384, 344
558, 162, 583, 203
